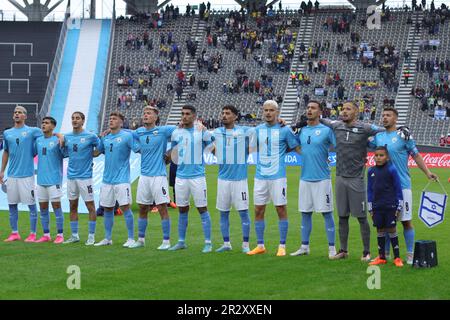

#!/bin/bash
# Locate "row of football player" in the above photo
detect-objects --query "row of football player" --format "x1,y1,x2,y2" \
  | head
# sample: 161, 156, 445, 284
0, 100, 438, 264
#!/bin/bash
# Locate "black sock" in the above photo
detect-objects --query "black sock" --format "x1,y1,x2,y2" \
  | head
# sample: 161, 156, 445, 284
390, 233, 400, 259
377, 232, 386, 259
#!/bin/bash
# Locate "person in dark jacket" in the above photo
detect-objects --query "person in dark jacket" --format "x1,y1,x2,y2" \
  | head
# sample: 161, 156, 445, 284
367, 146, 404, 267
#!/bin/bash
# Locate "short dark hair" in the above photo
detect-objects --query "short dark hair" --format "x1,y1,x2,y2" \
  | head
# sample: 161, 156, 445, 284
72, 111, 85, 120
307, 100, 322, 110
110, 111, 125, 121
182, 105, 196, 114
222, 104, 239, 115
375, 146, 389, 154
42, 116, 57, 126
382, 106, 398, 117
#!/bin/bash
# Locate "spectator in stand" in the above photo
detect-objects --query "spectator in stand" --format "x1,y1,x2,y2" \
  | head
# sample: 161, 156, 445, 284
439, 134, 446, 146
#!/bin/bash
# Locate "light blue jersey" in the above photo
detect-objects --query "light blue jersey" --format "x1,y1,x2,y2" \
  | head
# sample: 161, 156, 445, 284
35, 136, 64, 186
299, 124, 336, 182
98, 130, 140, 185
213, 125, 250, 181
369, 131, 419, 189
133, 125, 176, 177
251, 123, 299, 180
64, 130, 100, 180
171, 127, 214, 179
3, 125, 42, 178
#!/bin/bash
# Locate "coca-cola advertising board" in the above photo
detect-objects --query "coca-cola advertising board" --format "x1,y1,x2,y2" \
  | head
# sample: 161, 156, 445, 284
366, 152, 450, 168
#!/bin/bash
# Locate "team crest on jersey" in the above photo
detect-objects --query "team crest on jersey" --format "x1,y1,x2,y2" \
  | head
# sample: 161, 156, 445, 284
21, 131, 27, 137
352, 128, 358, 133
315, 130, 321, 136
116, 137, 122, 143
80, 138, 86, 143
49, 142, 55, 147
371, 173, 375, 177
153, 131, 158, 135
392, 137, 398, 143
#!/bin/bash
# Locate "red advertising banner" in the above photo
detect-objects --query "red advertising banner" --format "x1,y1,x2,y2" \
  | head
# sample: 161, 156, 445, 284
366, 152, 450, 168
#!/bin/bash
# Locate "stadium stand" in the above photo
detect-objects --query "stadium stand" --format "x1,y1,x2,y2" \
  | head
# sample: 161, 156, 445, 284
0, 21, 61, 135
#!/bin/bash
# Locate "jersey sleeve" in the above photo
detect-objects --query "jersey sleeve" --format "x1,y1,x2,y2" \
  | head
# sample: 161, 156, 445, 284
3, 132, 9, 152
163, 125, 177, 139
285, 127, 300, 149
97, 137, 105, 153
405, 138, 419, 157
92, 134, 101, 148
32, 127, 43, 140
328, 128, 336, 148
365, 124, 385, 137
367, 168, 374, 212
128, 132, 141, 153
320, 118, 340, 130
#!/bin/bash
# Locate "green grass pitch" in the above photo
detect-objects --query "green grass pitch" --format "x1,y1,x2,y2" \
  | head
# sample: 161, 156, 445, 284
0, 167, 449, 299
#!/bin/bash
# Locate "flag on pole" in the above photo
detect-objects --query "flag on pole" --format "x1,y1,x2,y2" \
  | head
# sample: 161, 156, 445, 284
419, 181, 447, 228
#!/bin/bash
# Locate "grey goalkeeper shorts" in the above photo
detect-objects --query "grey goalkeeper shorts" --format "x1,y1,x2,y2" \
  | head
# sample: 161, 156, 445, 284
335, 176, 367, 218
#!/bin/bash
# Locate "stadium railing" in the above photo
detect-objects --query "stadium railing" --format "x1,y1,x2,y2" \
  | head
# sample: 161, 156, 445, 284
39, 14, 69, 123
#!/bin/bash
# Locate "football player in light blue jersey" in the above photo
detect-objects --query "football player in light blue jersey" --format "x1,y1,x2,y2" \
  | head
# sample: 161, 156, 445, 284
1, 106, 44, 242
289, 101, 337, 259
213, 105, 252, 253
168, 105, 215, 253
94, 111, 140, 247
247, 100, 300, 257
128, 106, 176, 250
62, 112, 100, 245
369, 107, 438, 264
34, 117, 65, 244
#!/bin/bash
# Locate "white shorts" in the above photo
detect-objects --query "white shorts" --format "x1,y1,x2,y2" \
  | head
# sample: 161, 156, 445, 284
37, 185, 63, 202
67, 179, 95, 202
216, 179, 249, 211
136, 176, 170, 205
298, 179, 333, 213
100, 183, 132, 208
6, 176, 36, 205
399, 189, 413, 222
253, 178, 287, 206
175, 177, 207, 208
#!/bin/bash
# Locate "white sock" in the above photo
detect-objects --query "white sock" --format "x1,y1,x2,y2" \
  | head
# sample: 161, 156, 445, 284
162, 239, 170, 245
57, 233, 63, 237
242, 241, 249, 248
257, 244, 265, 249
224, 241, 231, 247
73, 233, 79, 238
138, 237, 145, 242
44, 233, 50, 237
279, 244, 286, 249
205, 240, 212, 244
301, 244, 309, 250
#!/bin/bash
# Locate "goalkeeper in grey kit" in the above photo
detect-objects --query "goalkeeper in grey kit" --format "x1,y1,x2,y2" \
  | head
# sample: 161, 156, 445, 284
293, 101, 411, 261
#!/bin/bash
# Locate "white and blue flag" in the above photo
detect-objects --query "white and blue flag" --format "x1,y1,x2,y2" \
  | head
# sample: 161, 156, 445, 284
419, 190, 447, 228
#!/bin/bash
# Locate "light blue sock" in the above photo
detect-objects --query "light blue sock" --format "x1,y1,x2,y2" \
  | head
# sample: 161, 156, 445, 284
162, 218, 170, 240
9, 204, 19, 232
301, 212, 312, 245
404, 228, 415, 254
123, 209, 134, 239
54, 208, 64, 234
29, 204, 38, 234
219, 211, 230, 242
255, 220, 265, 245
138, 217, 148, 238
279, 219, 288, 245
104, 210, 114, 240
40, 208, 50, 234
70, 220, 79, 236
200, 211, 211, 242
178, 212, 188, 242
88, 221, 96, 235
322, 211, 335, 246
238, 210, 250, 242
